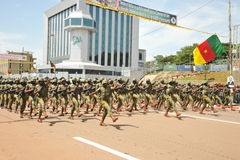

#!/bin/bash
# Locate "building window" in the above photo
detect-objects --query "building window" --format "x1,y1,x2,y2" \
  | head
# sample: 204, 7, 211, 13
101, 9, 106, 65
65, 19, 70, 27
94, 21, 96, 28
94, 7, 100, 64
83, 18, 93, 27
125, 16, 130, 67
71, 18, 81, 25
113, 12, 118, 66
139, 52, 143, 60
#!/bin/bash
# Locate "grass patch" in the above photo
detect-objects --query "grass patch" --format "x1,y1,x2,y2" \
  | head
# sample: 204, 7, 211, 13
177, 70, 230, 83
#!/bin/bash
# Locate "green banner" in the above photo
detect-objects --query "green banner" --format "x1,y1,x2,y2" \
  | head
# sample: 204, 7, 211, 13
86, 0, 177, 26
119, 1, 177, 25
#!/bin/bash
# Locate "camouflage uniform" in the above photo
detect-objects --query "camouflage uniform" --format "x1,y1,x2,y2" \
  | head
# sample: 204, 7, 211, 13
115, 78, 128, 113
57, 79, 68, 115
48, 79, 59, 113
68, 78, 81, 119
16, 79, 27, 118
92, 79, 118, 126
0, 80, 6, 108
199, 84, 218, 114
25, 78, 37, 118
34, 78, 49, 123
126, 78, 140, 112
164, 81, 181, 117
7, 80, 15, 112
82, 78, 92, 113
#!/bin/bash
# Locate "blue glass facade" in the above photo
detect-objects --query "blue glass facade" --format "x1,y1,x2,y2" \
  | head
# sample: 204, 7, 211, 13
120, 14, 124, 67
101, 9, 106, 65
47, 4, 132, 67
95, 7, 99, 64
107, 10, 112, 66
114, 12, 118, 67
48, 5, 76, 63
83, 18, 93, 27
126, 16, 130, 67
71, 18, 82, 25
89, 5, 94, 61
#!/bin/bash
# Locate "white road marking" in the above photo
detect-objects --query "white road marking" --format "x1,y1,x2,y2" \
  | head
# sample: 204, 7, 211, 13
152, 110, 240, 125
73, 137, 139, 160
181, 114, 240, 125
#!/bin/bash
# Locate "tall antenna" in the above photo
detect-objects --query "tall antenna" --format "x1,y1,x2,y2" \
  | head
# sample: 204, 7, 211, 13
229, 0, 232, 75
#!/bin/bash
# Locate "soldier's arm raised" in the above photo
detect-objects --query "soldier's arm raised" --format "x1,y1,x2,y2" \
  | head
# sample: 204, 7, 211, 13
89, 87, 100, 96
111, 83, 119, 90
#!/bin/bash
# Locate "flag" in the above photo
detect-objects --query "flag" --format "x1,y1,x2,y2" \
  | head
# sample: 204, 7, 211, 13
193, 35, 225, 65
31, 65, 35, 71
7, 71, 11, 76
50, 61, 56, 73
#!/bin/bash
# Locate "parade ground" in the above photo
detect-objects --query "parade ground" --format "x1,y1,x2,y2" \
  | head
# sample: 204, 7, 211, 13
0, 106, 240, 160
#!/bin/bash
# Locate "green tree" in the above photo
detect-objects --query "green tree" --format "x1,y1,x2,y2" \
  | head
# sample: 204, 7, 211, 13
175, 44, 198, 65
154, 55, 164, 64
153, 42, 228, 66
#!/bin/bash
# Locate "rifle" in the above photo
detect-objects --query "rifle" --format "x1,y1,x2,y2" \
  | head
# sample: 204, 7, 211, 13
60, 91, 66, 97
34, 93, 40, 101
83, 85, 92, 96
69, 85, 77, 99
34, 86, 43, 100
18, 87, 26, 97
9, 86, 16, 95
50, 86, 58, 97
3, 87, 10, 94
59, 85, 67, 97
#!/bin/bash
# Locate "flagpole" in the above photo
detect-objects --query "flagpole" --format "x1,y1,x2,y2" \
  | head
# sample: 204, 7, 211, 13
229, 0, 232, 76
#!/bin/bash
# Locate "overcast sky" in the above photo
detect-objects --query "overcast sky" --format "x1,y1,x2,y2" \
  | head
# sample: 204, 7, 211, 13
0, 0, 239, 65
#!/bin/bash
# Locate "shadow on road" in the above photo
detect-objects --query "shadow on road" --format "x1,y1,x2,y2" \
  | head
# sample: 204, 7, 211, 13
108, 123, 139, 130
175, 116, 196, 121
48, 120, 74, 126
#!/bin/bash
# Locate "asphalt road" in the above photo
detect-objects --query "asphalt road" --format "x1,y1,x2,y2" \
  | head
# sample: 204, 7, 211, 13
0, 106, 240, 160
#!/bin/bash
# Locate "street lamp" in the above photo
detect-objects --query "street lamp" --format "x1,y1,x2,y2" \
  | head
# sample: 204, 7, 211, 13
50, 34, 57, 76
20, 63, 23, 78
50, 34, 55, 62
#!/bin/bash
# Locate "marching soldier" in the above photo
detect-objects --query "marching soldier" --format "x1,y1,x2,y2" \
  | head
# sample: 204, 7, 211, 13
57, 78, 68, 116
25, 78, 37, 119
0, 80, 6, 109
182, 82, 194, 111
90, 78, 98, 111
210, 84, 225, 109
164, 81, 181, 117
15, 79, 27, 118
7, 79, 15, 112
126, 78, 142, 112
115, 77, 129, 114
155, 81, 167, 111
140, 79, 156, 111
48, 78, 59, 114
3, 80, 10, 109
68, 78, 82, 119
34, 78, 50, 123
90, 79, 118, 126
83, 78, 92, 114
199, 83, 218, 114
222, 85, 235, 111
96, 78, 104, 116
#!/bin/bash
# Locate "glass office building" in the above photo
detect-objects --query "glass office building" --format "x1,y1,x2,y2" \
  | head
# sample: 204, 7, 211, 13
43, 0, 144, 71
